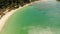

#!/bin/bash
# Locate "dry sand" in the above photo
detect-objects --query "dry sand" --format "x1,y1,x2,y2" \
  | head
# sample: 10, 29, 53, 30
0, 4, 30, 32
0, 1, 40, 32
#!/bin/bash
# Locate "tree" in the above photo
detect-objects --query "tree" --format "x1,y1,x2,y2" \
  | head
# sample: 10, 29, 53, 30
0, 0, 39, 18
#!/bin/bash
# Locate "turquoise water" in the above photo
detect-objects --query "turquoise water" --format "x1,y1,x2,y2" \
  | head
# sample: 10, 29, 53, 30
1, 0, 60, 34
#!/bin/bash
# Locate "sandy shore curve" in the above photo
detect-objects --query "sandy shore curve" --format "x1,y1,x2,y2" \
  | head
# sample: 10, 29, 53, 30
0, 1, 41, 32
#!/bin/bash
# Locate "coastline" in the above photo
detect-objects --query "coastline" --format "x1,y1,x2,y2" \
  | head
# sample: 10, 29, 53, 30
0, 1, 40, 32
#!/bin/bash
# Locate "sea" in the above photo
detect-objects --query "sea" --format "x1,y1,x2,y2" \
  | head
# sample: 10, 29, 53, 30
1, 0, 60, 34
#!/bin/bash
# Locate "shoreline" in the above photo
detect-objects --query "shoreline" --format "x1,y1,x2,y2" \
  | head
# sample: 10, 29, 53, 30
0, 1, 40, 32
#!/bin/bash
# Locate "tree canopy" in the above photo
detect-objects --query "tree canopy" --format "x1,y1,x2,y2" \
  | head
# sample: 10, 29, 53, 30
0, 0, 38, 18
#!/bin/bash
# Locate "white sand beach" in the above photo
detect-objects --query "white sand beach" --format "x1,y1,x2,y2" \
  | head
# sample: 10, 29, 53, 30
0, 4, 30, 32
0, 1, 40, 32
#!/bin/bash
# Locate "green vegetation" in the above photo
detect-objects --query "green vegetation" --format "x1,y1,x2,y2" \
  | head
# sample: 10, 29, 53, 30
0, 0, 39, 19
57, 0, 60, 1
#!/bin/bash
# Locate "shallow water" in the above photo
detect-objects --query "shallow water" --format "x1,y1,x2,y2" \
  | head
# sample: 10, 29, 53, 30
1, 0, 60, 34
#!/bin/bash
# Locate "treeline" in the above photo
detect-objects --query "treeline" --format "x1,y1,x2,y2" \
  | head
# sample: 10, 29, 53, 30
57, 0, 60, 1
0, 0, 39, 18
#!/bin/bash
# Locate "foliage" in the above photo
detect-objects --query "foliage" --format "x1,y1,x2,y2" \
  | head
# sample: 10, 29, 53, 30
0, 0, 38, 18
